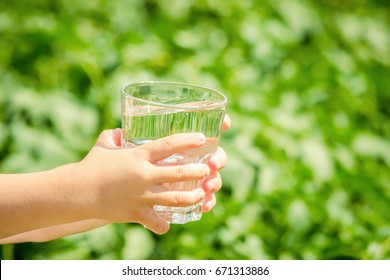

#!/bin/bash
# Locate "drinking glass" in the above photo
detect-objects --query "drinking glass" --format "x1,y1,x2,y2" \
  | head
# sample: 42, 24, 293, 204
121, 81, 227, 224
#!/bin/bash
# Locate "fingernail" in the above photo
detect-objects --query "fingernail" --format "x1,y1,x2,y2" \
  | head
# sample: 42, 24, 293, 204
198, 133, 206, 143
198, 188, 205, 198
206, 181, 214, 191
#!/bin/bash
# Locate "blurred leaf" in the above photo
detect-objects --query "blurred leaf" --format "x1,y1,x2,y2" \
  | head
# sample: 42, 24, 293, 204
352, 132, 390, 166
122, 227, 155, 260
276, 0, 321, 36
301, 136, 335, 183
3, 122, 78, 172
84, 224, 119, 256
287, 199, 311, 232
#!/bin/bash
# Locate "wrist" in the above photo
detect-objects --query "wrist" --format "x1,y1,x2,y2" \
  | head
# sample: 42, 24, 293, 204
54, 162, 96, 221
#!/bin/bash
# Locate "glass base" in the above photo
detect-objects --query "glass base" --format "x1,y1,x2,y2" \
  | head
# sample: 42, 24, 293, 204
154, 203, 203, 224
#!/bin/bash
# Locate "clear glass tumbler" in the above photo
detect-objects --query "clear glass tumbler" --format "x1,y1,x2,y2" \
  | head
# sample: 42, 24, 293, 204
121, 81, 227, 224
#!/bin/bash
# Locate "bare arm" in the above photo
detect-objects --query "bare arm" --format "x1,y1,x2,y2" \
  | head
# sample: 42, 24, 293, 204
0, 165, 93, 239
0, 219, 109, 244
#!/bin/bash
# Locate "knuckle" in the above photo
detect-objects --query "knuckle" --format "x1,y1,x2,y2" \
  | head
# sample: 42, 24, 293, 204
202, 164, 210, 178
164, 136, 176, 151
137, 166, 152, 182
172, 193, 183, 205
177, 165, 186, 180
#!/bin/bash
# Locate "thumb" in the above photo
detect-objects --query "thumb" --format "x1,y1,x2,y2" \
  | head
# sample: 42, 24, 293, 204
95, 129, 123, 149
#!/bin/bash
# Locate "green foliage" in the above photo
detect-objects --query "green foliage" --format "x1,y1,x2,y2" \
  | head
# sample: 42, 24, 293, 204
1, 0, 389, 259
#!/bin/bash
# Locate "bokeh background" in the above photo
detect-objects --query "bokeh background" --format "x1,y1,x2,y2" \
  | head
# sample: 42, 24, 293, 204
1, 0, 389, 260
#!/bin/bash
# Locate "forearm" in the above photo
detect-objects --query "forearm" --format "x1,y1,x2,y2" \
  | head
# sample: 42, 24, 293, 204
0, 219, 110, 244
0, 163, 93, 239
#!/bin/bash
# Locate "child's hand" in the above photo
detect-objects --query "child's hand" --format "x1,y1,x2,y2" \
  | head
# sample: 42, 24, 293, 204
78, 115, 231, 234
77, 130, 210, 234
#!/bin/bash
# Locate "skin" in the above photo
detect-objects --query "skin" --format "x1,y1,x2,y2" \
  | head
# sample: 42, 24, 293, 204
0, 115, 231, 243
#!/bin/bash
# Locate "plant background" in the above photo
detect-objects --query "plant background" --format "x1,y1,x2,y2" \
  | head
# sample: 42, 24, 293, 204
0, 0, 389, 260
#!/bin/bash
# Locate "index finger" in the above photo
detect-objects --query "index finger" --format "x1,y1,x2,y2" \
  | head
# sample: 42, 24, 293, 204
138, 133, 206, 162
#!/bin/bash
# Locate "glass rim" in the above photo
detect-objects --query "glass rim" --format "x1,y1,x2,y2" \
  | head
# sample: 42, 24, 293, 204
120, 81, 228, 109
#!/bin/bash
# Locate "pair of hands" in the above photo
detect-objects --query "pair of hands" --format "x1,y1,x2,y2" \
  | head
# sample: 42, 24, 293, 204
81, 115, 231, 234
0, 115, 230, 243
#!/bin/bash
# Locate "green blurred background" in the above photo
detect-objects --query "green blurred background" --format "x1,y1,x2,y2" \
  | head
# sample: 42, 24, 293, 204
1, 0, 389, 260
